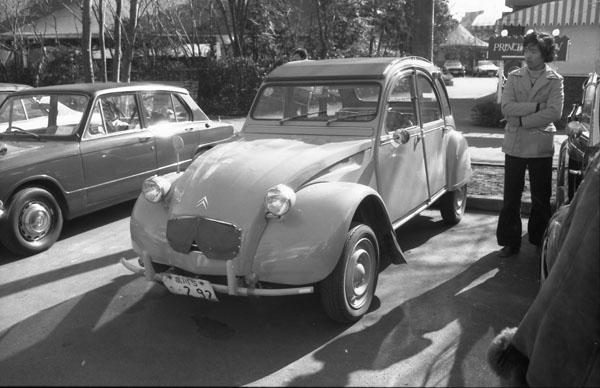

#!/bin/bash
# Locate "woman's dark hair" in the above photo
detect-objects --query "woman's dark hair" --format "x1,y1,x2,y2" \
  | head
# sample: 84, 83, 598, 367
523, 31, 557, 63
293, 48, 308, 60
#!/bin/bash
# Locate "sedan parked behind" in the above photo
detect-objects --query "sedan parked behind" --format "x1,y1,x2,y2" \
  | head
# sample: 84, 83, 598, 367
442, 60, 466, 77
473, 60, 499, 77
122, 57, 472, 323
0, 82, 234, 255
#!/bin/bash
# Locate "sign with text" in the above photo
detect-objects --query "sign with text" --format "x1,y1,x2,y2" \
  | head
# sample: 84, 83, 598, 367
487, 36, 570, 61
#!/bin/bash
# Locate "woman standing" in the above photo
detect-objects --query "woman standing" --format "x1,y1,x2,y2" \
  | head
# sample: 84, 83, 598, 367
496, 31, 564, 257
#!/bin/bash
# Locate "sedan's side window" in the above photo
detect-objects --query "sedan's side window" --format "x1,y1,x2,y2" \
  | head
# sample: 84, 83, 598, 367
416, 74, 443, 123
100, 94, 141, 132
385, 74, 418, 132
142, 92, 181, 126
172, 95, 191, 122
84, 102, 107, 139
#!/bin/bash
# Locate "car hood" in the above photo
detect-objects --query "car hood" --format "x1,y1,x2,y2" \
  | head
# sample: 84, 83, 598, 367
169, 136, 372, 219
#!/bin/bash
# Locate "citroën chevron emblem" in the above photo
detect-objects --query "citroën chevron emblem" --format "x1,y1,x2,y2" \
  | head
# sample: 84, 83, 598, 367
196, 196, 208, 209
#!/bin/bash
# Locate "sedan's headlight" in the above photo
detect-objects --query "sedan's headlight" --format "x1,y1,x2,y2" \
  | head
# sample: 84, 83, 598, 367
142, 176, 172, 203
265, 184, 296, 217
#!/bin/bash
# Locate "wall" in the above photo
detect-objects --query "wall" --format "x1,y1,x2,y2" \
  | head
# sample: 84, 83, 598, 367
552, 25, 600, 77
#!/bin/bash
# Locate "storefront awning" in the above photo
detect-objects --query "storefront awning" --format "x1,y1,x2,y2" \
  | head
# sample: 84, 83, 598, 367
499, 0, 600, 26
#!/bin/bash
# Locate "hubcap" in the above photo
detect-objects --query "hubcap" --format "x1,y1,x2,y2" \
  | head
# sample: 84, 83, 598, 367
19, 201, 52, 242
345, 237, 375, 310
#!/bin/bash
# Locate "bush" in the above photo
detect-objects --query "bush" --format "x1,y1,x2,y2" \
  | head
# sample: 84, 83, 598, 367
471, 101, 504, 128
196, 57, 267, 116
39, 46, 93, 86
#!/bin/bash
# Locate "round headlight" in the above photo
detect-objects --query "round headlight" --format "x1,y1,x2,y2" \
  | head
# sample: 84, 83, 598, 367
142, 176, 172, 203
265, 184, 296, 217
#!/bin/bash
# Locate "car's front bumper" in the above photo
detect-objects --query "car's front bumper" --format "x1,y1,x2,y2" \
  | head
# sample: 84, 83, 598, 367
120, 251, 314, 297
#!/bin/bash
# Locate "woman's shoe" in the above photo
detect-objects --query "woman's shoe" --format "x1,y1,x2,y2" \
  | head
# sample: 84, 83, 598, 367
497, 246, 520, 257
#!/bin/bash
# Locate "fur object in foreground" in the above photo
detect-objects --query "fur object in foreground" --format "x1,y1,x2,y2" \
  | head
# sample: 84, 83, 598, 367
487, 327, 529, 387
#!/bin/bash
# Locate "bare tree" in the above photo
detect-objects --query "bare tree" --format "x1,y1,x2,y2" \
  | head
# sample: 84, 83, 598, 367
94, 0, 108, 81
213, 0, 254, 57
111, 0, 122, 81
82, 0, 94, 82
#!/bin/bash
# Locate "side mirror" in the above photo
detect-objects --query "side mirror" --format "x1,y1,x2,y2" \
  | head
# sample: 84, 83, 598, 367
172, 135, 185, 173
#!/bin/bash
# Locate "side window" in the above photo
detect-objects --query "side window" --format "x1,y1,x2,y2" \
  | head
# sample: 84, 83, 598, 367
9, 99, 27, 121
172, 95, 191, 122
434, 78, 451, 117
385, 74, 418, 132
142, 92, 177, 126
97, 94, 140, 133
84, 102, 107, 139
416, 74, 442, 124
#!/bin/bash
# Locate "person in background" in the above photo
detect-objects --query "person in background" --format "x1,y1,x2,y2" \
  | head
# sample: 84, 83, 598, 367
496, 31, 564, 257
290, 48, 311, 115
291, 47, 308, 61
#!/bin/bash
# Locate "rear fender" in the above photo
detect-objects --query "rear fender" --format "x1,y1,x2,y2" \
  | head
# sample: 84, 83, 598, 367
445, 130, 472, 190
253, 181, 405, 285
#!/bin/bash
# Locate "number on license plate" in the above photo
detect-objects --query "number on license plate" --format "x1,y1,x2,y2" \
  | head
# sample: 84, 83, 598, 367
162, 274, 218, 302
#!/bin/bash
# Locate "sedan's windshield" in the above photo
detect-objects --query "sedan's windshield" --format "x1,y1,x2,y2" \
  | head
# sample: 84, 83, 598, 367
252, 83, 381, 123
0, 93, 89, 137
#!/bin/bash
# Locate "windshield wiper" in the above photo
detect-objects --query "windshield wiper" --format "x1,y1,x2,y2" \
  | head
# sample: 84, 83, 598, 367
326, 112, 376, 125
280, 110, 328, 124
7, 126, 42, 140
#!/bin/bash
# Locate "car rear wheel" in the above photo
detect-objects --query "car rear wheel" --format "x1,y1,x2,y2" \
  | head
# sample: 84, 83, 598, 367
319, 223, 379, 323
439, 185, 467, 225
0, 187, 63, 256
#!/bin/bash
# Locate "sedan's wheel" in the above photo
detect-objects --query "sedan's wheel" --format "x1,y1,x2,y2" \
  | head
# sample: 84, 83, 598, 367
319, 224, 379, 323
439, 185, 467, 225
0, 187, 63, 256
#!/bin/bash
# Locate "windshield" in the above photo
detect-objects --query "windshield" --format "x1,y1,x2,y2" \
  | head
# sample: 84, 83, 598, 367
0, 93, 89, 137
478, 60, 493, 66
251, 83, 381, 123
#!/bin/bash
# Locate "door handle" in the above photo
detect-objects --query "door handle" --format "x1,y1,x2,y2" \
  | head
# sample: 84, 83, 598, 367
184, 127, 195, 132
138, 136, 152, 143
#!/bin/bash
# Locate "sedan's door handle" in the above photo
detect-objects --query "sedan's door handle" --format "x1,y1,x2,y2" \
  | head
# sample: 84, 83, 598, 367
184, 127, 195, 132
138, 136, 152, 143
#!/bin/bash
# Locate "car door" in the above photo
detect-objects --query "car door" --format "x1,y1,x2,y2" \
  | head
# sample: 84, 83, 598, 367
140, 91, 213, 174
80, 92, 158, 206
416, 71, 446, 198
377, 70, 429, 223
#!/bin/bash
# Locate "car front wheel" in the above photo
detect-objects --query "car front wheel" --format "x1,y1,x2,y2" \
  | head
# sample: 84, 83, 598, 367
0, 187, 64, 256
319, 223, 379, 323
439, 185, 467, 225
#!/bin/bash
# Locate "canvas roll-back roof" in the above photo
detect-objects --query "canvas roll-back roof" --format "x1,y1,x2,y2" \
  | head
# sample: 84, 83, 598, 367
265, 57, 435, 81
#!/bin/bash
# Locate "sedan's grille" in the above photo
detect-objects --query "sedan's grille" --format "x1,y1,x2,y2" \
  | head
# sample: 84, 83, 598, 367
166, 216, 242, 260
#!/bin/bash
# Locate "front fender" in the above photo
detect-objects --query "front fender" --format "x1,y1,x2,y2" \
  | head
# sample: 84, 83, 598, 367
445, 130, 472, 190
253, 181, 399, 285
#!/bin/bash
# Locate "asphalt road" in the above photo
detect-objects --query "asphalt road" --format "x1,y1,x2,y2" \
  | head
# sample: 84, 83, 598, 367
0, 204, 540, 386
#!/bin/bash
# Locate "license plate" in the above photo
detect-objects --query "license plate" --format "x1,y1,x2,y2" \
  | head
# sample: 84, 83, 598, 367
162, 273, 218, 302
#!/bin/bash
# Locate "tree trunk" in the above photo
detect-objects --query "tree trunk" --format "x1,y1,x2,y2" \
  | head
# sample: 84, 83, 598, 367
121, 0, 139, 82
96, 0, 108, 82
111, 0, 123, 82
82, 0, 94, 83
